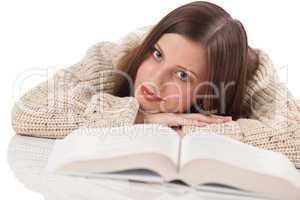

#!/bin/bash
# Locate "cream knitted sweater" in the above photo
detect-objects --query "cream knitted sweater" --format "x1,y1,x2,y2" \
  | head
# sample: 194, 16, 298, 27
11, 25, 300, 168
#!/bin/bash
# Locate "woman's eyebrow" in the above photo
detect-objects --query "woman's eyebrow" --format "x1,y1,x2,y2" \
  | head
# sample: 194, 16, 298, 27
155, 43, 200, 80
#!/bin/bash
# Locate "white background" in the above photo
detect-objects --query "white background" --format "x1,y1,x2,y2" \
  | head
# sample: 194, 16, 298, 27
1, 0, 299, 199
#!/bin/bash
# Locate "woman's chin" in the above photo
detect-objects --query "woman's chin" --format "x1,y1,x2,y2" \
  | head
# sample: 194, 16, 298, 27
135, 95, 179, 114
140, 105, 161, 114
139, 103, 178, 114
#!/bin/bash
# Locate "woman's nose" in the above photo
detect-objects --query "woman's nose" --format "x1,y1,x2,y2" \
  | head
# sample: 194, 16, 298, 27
150, 64, 173, 89
149, 69, 165, 90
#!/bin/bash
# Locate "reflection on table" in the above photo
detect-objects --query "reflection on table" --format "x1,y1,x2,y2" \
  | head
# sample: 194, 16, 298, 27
7, 135, 272, 200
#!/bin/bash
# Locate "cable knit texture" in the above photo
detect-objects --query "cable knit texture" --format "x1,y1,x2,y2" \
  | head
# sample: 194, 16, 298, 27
11, 25, 300, 168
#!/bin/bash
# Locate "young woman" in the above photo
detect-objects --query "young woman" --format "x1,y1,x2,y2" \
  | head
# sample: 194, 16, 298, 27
11, 1, 300, 167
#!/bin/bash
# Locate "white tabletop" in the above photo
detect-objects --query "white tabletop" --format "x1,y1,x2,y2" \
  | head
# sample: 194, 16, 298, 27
7, 135, 277, 200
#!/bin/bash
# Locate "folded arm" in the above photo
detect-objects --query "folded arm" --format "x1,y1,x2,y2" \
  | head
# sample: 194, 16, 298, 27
11, 41, 140, 139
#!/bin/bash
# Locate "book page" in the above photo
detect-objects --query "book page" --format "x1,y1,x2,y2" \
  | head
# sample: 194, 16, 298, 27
60, 169, 164, 184
87, 124, 179, 162
47, 123, 180, 177
179, 133, 300, 186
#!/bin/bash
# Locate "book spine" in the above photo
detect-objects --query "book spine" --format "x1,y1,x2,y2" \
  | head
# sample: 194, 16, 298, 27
177, 139, 182, 173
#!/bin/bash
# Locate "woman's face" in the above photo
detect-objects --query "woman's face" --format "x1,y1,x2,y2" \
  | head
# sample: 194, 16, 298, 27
134, 33, 206, 114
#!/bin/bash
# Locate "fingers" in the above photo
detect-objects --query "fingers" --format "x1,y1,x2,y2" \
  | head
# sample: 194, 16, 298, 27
144, 112, 232, 129
210, 114, 232, 121
165, 115, 208, 127
180, 113, 232, 124
169, 116, 207, 127
168, 119, 206, 127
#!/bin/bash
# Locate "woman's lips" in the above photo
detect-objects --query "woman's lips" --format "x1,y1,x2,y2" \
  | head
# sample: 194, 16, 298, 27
140, 85, 162, 101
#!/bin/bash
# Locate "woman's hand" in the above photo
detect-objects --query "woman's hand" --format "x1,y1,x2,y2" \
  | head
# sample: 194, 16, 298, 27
135, 110, 232, 128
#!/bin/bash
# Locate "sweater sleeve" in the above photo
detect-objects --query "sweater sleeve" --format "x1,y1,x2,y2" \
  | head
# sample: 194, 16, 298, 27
11, 41, 140, 139
181, 49, 300, 168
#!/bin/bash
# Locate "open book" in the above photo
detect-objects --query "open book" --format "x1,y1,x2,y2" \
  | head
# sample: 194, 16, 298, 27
46, 123, 300, 200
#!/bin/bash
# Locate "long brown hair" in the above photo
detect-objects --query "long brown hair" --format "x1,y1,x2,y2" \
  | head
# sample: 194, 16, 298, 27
114, 1, 259, 120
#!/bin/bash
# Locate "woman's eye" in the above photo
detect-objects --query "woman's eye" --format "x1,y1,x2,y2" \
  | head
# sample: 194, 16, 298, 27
152, 47, 162, 61
176, 70, 190, 82
150, 46, 190, 82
